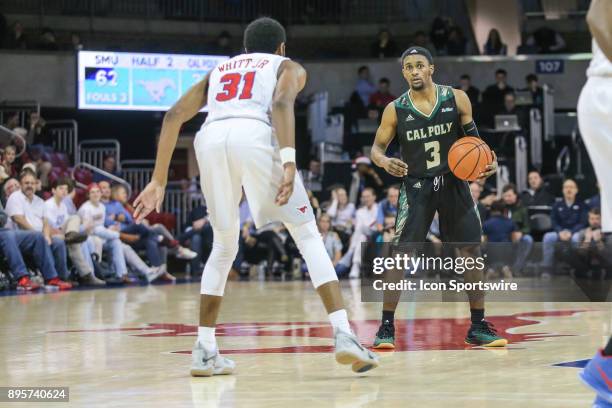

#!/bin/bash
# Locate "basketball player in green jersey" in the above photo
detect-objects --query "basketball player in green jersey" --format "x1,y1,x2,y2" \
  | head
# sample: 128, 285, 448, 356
370, 46, 507, 348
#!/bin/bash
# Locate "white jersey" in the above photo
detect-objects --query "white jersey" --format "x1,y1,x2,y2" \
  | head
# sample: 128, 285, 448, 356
587, 39, 612, 78
203, 53, 288, 126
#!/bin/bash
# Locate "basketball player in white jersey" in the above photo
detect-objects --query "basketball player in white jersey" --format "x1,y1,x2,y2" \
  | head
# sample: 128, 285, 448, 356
577, 0, 612, 406
133, 17, 379, 376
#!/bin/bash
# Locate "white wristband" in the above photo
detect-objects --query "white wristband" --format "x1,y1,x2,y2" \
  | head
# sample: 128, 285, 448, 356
279, 147, 296, 165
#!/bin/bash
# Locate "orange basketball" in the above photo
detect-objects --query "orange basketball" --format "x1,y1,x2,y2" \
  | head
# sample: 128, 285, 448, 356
448, 136, 494, 181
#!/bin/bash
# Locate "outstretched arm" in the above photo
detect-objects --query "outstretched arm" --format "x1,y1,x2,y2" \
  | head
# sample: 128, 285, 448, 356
453, 88, 497, 180
587, 0, 612, 61
133, 74, 210, 221
371, 102, 408, 178
271, 60, 307, 206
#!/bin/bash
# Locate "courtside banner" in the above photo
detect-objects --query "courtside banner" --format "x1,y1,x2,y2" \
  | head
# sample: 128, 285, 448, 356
360, 242, 612, 302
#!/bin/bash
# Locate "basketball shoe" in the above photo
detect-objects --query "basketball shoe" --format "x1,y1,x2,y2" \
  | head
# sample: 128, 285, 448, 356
372, 320, 395, 349
334, 329, 379, 373
580, 350, 612, 404
464, 320, 508, 347
191, 342, 236, 377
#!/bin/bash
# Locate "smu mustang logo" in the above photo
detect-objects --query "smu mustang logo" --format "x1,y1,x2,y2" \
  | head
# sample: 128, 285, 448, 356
48, 310, 582, 355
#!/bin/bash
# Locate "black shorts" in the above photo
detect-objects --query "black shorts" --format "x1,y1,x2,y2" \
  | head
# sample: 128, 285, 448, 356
393, 173, 482, 243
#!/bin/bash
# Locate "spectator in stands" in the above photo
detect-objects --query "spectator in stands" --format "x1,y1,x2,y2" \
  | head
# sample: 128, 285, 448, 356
446, 26, 467, 56
458, 74, 480, 108
587, 183, 600, 210
93, 154, 121, 182
98, 180, 112, 203
0, 207, 67, 291
474, 177, 496, 207
376, 185, 399, 232
498, 92, 529, 130
430, 16, 449, 55
1, 145, 18, 179
105, 184, 167, 274
502, 184, 534, 275
520, 170, 555, 207
44, 178, 103, 285
5, 170, 72, 289
482, 200, 517, 279
483, 29, 507, 55
62, 179, 77, 215
38, 27, 59, 51
327, 186, 355, 235
470, 181, 489, 221
526, 27, 566, 54
349, 156, 384, 205
70, 32, 83, 51
567, 208, 612, 277
180, 204, 213, 276
522, 74, 544, 108
80, 183, 163, 284
482, 69, 514, 126
338, 187, 379, 279
2, 177, 20, 206
26, 112, 50, 146
368, 78, 396, 110
209, 31, 235, 56
371, 29, 398, 59
354, 66, 377, 108
307, 189, 322, 219
541, 179, 588, 275
302, 158, 322, 194
5, 21, 27, 49
317, 213, 343, 273
411, 30, 436, 54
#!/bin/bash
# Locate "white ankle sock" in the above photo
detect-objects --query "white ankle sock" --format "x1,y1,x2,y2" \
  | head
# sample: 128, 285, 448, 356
328, 309, 352, 334
197, 326, 217, 350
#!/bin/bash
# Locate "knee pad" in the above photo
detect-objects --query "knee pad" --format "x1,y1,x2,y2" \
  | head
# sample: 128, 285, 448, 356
200, 227, 239, 296
286, 220, 338, 288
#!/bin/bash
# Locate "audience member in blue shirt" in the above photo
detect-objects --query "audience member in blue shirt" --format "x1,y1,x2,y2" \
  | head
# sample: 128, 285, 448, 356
483, 200, 518, 278
105, 184, 164, 268
375, 185, 399, 231
483, 200, 517, 243
541, 179, 588, 272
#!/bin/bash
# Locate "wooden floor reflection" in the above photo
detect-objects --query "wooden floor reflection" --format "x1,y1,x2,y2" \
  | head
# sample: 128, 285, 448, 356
0, 280, 608, 407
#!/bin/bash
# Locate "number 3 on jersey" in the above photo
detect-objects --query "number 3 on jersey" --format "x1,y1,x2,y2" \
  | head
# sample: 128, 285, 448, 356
216, 71, 256, 101
424, 141, 441, 169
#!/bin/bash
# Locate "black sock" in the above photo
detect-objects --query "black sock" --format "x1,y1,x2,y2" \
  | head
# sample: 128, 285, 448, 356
382, 310, 395, 325
603, 336, 612, 356
470, 308, 485, 324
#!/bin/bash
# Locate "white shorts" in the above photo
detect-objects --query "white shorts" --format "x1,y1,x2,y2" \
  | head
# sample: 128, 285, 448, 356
194, 118, 314, 231
577, 76, 612, 232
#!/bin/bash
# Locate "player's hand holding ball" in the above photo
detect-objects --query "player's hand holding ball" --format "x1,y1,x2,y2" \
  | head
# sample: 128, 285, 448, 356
382, 157, 408, 178
448, 136, 497, 181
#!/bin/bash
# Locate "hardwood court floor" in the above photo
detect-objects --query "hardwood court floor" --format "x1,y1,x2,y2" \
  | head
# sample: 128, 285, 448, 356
0, 280, 607, 407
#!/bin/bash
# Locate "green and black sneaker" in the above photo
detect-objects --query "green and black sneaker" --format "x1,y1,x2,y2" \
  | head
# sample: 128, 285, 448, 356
373, 320, 395, 349
465, 320, 508, 347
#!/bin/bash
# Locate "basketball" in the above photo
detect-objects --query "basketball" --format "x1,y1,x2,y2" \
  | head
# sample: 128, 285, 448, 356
448, 137, 494, 181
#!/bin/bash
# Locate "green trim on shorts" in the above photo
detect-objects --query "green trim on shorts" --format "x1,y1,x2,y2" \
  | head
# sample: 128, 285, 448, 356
393, 183, 409, 243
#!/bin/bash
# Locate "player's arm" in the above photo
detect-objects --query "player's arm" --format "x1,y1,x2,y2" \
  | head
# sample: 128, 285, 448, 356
371, 102, 408, 178
133, 74, 210, 221
271, 60, 307, 206
453, 88, 497, 180
587, 0, 612, 61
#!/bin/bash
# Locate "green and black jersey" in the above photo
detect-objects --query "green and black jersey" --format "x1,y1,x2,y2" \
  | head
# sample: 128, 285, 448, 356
394, 84, 462, 178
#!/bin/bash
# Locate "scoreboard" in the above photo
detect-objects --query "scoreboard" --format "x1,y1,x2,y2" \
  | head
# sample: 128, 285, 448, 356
77, 51, 229, 111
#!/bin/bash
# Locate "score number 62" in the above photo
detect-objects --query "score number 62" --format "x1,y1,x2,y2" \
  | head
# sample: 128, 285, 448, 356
95, 69, 118, 87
